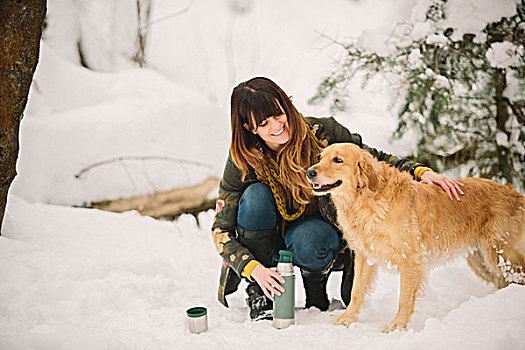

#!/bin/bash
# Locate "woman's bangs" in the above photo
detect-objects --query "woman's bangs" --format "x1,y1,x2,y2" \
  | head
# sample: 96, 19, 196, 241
243, 92, 282, 130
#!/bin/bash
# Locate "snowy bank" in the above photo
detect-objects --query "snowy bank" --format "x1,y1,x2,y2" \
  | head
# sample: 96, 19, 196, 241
12, 44, 229, 206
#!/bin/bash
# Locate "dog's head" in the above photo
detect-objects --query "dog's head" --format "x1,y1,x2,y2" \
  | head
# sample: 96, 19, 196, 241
306, 143, 379, 196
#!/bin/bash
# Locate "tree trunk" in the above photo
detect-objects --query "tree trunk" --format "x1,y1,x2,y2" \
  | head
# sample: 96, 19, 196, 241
493, 68, 512, 183
0, 0, 46, 234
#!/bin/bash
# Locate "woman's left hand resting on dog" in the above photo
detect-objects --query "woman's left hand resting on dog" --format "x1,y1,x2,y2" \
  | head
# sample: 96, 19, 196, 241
420, 170, 464, 201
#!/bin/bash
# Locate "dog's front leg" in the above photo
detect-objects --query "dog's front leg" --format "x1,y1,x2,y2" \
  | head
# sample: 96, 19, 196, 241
333, 253, 377, 327
382, 262, 425, 332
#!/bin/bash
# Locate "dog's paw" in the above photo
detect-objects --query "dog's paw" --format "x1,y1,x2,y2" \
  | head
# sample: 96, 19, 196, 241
382, 321, 408, 333
332, 314, 356, 327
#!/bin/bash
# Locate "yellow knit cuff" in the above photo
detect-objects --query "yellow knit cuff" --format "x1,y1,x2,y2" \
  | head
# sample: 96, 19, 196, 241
414, 166, 433, 181
241, 260, 261, 281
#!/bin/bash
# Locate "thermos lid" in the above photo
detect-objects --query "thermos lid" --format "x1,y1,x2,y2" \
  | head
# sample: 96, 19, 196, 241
186, 306, 207, 318
278, 250, 294, 263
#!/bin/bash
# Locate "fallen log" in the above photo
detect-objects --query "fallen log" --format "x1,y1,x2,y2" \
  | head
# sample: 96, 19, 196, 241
91, 176, 219, 223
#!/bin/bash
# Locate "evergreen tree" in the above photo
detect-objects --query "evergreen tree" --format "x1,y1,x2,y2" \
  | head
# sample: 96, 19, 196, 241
311, 0, 525, 191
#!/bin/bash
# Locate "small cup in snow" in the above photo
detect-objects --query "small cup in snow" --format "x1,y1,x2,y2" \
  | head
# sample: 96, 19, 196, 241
186, 306, 208, 334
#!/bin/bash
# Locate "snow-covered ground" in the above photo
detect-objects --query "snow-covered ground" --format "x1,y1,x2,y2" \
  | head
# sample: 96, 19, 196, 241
1, 0, 524, 349
1, 196, 524, 350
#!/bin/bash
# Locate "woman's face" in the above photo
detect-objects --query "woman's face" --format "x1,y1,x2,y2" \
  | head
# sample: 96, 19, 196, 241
250, 112, 290, 151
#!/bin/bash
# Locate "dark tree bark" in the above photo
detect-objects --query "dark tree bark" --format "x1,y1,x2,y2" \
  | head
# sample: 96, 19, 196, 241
0, 0, 46, 234
493, 68, 513, 183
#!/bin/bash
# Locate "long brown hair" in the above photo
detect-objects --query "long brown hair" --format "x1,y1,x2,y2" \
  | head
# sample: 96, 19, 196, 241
230, 77, 313, 205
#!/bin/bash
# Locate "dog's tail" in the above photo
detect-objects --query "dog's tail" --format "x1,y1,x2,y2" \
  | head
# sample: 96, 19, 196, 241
494, 205, 525, 286
467, 194, 525, 288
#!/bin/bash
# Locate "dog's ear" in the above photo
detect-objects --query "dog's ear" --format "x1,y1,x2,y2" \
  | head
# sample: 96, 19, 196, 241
356, 153, 378, 192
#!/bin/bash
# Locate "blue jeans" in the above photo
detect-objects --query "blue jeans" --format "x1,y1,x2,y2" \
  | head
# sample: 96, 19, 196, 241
237, 183, 341, 270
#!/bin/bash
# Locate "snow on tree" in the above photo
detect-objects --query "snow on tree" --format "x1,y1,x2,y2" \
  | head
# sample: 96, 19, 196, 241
310, 0, 525, 191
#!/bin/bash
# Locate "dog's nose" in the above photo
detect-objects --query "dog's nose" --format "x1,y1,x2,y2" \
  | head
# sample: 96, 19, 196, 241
306, 168, 317, 180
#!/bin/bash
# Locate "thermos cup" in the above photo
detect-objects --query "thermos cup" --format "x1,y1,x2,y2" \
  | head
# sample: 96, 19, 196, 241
186, 306, 208, 334
273, 250, 295, 329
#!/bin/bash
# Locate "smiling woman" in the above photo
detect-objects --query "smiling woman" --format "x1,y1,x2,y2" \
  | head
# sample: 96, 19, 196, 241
210, 76, 463, 322
230, 77, 313, 209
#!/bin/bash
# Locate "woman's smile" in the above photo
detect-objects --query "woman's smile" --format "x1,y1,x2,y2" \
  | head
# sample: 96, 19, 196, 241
271, 126, 285, 136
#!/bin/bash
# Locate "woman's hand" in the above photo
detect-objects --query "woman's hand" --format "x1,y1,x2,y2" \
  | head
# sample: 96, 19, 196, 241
420, 170, 464, 201
251, 264, 286, 301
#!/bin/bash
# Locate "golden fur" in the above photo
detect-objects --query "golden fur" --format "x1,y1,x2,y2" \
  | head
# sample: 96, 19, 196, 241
307, 143, 525, 332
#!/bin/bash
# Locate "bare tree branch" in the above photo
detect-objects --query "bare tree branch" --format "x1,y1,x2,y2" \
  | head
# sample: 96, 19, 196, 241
313, 29, 351, 51
75, 155, 212, 179
144, 1, 193, 29
506, 97, 525, 124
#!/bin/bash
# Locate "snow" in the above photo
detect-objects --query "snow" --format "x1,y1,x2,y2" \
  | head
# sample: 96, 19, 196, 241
44, 0, 143, 71
444, 0, 519, 42
14, 43, 228, 206
425, 33, 447, 45
2, 196, 524, 350
504, 71, 525, 103
357, 0, 518, 53
496, 131, 509, 147
2, 0, 525, 349
486, 42, 521, 69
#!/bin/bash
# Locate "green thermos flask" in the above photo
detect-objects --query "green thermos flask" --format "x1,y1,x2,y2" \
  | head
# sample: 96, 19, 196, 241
273, 250, 295, 329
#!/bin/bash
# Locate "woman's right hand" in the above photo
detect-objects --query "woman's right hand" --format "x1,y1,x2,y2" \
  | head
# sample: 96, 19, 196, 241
251, 264, 286, 301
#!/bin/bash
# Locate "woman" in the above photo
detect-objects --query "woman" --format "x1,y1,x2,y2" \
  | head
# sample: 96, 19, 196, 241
212, 77, 463, 320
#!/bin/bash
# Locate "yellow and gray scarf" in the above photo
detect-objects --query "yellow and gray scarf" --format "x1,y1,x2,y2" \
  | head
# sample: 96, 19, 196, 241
255, 120, 323, 221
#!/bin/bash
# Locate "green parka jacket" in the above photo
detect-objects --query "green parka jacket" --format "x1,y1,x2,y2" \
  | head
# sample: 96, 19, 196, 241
211, 116, 428, 307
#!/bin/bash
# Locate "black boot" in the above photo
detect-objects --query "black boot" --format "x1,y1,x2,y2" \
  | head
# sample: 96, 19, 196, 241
246, 282, 273, 320
301, 263, 331, 311
237, 226, 279, 268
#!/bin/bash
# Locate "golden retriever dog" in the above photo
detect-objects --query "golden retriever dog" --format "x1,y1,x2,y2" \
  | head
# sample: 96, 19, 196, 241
306, 143, 525, 332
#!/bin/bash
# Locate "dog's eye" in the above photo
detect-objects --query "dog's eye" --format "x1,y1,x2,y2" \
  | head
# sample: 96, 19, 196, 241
333, 157, 343, 163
